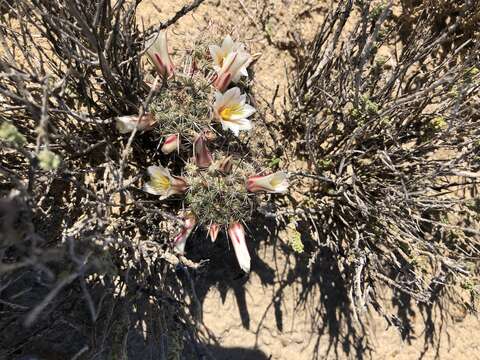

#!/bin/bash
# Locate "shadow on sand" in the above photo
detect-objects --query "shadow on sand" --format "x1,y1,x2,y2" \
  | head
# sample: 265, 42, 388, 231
183, 214, 451, 360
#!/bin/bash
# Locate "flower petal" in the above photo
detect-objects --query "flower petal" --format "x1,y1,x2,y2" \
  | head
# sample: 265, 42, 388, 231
231, 72, 242, 83
227, 103, 256, 121
147, 165, 170, 178
115, 114, 156, 134
115, 116, 136, 134
239, 94, 247, 105
221, 118, 252, 137
222, 35, 234, 52
174, 215, 197, 253
161, 134, 180, 154
144, 182, 163, 196
209, 223, 220, 242
222, 87, 241, 105
214, 52, 250, 91
146, 31, 175, 77
214, 87, 242, 116
240, 67, 249, 77
209, 45, 223, 67
144, 165, 173, 197
228, 222, 250, 273
246, 172, 289, 193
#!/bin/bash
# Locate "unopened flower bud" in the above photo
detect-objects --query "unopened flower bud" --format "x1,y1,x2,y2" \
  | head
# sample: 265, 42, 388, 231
115, 113, 157, 134
209, 223, 220, 242
246, 172, 288, 193
161, 134, 180, 154
174, 214, 197, 253
193, 133, 213, 168
146, 31, 175, 78
218, 155, 233, 174
228, 222, 250, 273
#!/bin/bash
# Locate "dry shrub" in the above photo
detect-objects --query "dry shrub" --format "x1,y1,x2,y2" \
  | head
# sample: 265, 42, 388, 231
281, 0, 479, 356
1, 0, 479, 358
0, 0, 208, 358
0, 0, 275, 356
398, 0, 479, 54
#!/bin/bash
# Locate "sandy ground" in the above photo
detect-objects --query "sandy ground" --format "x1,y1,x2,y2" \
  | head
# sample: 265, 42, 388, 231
137, 1, 480, 359
197, 242, 480, 360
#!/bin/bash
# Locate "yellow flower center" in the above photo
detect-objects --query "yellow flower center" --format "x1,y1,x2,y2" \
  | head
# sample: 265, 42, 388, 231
151, 175, 171, 191
270, 177, 282, 187
216, 49, 230, 67
220, 104, 243, 121
217, 54, 226, 67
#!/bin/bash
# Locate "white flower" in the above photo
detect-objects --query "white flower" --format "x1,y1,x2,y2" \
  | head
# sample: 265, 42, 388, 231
145, 31, 175, 78
213, 87, 255, 136
144, 165, 188, 200
246, 172, 289, 193
213, 50, 251, 92
209, 35, 249, 81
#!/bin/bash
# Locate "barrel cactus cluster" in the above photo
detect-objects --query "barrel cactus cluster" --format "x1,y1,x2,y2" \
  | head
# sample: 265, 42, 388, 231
116, 32, 288, 272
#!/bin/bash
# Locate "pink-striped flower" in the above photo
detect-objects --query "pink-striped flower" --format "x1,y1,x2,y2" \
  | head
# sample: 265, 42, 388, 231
146, 31, 175, 78
173, 214, 197, 253
246, 172, 289, 193
115, 114, 157, 134
209, 35, 250, 82
193, 133, 213, 168
144, 165, 188, 200
208, 223, 220, 242
228, 222, 250, 273
161, 134, 180, 154
213, 51, 251, 92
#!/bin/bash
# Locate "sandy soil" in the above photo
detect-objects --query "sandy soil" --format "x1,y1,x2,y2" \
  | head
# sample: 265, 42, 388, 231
198, 242, 480, 360
137, 1, 480, 359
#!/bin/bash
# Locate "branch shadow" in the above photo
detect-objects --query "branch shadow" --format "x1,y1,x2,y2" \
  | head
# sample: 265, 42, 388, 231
203, 345, 270, 360
0, 257, 271, 360
182, 208, 462, 360
0, 201, 464, 360
183, 215, 373, 359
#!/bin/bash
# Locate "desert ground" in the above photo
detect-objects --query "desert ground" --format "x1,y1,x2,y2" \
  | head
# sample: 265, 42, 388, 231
0, 1, 478, 359
135, 1, 480, 359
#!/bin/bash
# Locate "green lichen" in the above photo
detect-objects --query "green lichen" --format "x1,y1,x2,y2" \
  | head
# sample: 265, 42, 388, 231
361, 95, 380, 114
318, 158, 333, 170
350, 108, 361, 119
286, 218, 304, 253
268, 157, 281, 169
375, 55, 388, 67
290, 230, 304, 253
431, 116, 447, 131
466, 66, 479, 77
369, 3, 387, 22
38, 149, 61, 170
0, 122, 27, 145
